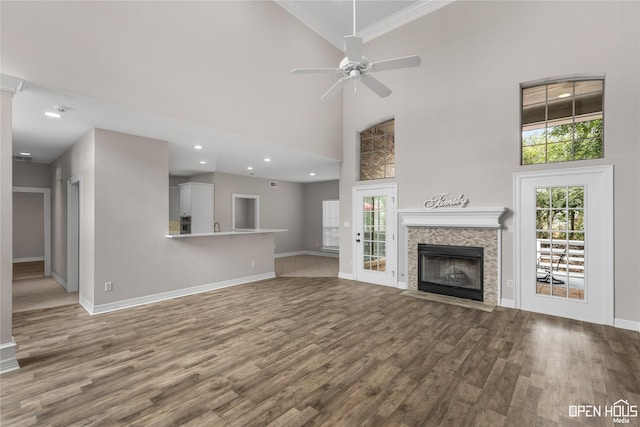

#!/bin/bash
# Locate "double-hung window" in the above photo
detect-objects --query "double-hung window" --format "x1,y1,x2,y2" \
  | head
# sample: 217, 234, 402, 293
322, 200, 339, 251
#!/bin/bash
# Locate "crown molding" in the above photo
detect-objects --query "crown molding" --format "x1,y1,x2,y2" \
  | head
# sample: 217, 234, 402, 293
359, 0, 456, 43
274, 1, 345, 51
276, 1, 456, 52
0, 73, 25, 94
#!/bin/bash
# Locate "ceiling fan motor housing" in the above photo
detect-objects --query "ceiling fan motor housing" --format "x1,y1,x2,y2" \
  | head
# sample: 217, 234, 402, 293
339, 56, 370, 78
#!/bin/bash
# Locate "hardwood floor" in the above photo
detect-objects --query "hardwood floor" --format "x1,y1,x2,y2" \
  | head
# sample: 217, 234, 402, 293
13, 277, 79, 313
275, 255, 338, 277
13, 261, 45, 280
2, 277, 639, 426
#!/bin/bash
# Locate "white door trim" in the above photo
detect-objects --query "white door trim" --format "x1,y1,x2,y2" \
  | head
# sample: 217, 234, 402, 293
66, 175, 80, 293
12, 186, 51, 276
352, 182, 398, 287
513, 165, 614, 325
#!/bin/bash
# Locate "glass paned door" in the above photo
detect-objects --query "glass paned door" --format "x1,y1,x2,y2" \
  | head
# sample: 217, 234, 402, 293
515, 166, 613, 325
354, 185, 396, 287
535, 186, 585, 300
362, 196, 387, 272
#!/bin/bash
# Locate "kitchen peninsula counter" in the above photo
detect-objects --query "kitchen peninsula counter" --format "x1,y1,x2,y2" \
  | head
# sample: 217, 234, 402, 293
165, 229, 287, 239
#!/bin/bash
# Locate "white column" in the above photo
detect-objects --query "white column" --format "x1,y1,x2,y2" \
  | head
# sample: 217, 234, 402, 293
0, 88, 19, 373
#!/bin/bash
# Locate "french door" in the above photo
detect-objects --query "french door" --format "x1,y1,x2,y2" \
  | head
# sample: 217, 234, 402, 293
514, 166, 613, 325
353, 184, 396, 287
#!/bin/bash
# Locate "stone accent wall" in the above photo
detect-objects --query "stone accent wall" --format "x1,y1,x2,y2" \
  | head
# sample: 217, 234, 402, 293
408, 227, 499, 305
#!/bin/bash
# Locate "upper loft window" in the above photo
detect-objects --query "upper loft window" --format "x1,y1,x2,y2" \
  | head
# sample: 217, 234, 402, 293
521, 79, 604, 165
360, 119, 394, 180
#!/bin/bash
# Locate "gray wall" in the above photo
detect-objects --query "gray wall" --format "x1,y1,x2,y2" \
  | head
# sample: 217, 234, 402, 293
51, 129, 96, 303
212, 172, 305, 255
51, 129, 278, 308
303, 180, 339, 252
339, 1, 640, 322
13, 161, 51, 188
12, 192, 44, 260
12, 162, 51, 261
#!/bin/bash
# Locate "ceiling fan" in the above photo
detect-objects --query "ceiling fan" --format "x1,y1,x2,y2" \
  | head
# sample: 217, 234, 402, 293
291, 0, 422, 100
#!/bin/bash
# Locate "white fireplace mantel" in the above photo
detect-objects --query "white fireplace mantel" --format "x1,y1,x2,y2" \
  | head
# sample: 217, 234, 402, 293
396, 207, 508, 295
398, 207, 507, 229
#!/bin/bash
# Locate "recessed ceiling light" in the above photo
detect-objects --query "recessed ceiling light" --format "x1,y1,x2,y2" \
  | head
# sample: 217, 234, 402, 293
558, 92, 571, 98
309, 172, 316, 176
44, 111, 61, 118
19, 152, 31, 156
199, 161, 206, 165
264, 158, 271, 162
247, 166, 253, 170
194, 145, 203, 150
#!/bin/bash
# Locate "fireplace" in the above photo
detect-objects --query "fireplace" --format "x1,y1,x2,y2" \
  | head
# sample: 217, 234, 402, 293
418, 244, 484, 302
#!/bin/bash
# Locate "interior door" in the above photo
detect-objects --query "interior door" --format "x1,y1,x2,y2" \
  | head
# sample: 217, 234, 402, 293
354, 185, 396, 287
514, 166, 613, 325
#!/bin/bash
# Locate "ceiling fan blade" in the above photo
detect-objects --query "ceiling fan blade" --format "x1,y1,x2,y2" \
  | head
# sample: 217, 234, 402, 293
291, 68, 341, 75
344, 35, 363, 62
370, 55, 422, 72
360, 74, 392, 98
321, 76, 350, 100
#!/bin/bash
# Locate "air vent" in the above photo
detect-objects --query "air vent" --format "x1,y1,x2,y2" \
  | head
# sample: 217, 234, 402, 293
12, 155, 32, 162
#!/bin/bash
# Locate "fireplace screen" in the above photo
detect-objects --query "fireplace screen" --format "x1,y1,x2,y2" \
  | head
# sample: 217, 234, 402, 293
418, 244, 484, 301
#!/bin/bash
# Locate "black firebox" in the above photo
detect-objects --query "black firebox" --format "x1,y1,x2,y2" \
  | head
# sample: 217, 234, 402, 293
418, 244, 484, 302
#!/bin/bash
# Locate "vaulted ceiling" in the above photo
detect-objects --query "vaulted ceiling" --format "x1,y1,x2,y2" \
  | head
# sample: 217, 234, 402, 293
2, 1, 453, 182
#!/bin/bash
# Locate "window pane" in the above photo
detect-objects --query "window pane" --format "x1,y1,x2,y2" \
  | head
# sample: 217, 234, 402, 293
574, 138, 603, 160
523, 128, 545, 146
552, 187, 567, 208
568, 210, 584, 231
547, 122, 573, 144
522, 145, 546, 165
536, 187, 550, 208
547, 142, 572, 162
547, 81, 573, 99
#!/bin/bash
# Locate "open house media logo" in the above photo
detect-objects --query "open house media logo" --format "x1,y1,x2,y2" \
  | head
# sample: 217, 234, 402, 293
569, 399, 638, 424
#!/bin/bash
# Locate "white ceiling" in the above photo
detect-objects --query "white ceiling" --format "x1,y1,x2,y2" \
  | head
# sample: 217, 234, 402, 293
4, 0, 452, 183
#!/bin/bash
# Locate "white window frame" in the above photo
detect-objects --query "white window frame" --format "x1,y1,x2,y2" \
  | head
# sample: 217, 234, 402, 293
322, 199, 340, 252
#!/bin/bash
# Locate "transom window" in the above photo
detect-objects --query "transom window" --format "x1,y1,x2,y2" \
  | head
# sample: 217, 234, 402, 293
359, 119, 394, 180
521, 79, 603, 165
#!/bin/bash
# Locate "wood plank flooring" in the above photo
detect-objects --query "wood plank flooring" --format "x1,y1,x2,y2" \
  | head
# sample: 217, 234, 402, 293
275, 255, 338, 277
13, 261, 45, 280
2, 277, 639, 426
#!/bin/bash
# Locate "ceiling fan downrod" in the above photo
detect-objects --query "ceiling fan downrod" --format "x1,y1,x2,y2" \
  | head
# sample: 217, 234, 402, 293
353, 0, 357, 36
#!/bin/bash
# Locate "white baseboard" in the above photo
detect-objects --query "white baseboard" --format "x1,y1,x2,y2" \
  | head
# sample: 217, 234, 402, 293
500, 299, 516, 308
614, 318, 640, 332
304, 250, 339, 258
12, 257, 44, 263
274, 251, 306, 258
338, 272, 353, 280
275, 250, 339, 259
397, 281, 407, 290
81, 272, 276, 316
0, 338, 19, 374
51, 272, 67, 289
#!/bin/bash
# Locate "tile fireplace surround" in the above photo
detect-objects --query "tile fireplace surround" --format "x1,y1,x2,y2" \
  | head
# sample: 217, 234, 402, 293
398, 208, 507, 305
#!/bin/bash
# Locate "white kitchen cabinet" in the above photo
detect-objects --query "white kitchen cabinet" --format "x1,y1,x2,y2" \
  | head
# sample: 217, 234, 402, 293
179, 182, 214, 233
